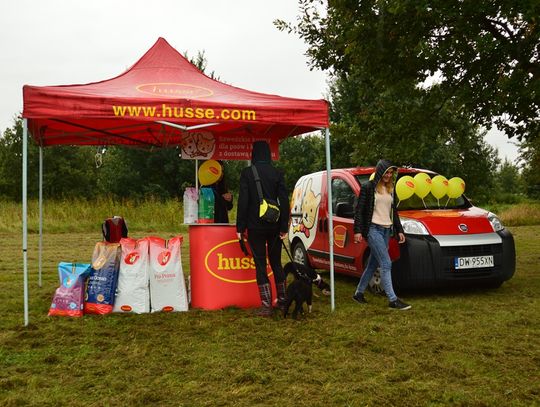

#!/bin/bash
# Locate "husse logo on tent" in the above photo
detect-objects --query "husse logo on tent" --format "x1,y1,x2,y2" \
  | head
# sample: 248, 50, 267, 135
136, 83, 213, 99
204, 240, 273, 283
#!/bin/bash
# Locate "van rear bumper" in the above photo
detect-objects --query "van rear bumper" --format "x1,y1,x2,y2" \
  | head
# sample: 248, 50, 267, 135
392, 229, 516, 289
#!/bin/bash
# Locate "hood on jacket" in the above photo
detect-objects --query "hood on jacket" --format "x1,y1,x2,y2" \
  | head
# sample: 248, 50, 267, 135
251, 140, 272, 164
372, 159, 397, 186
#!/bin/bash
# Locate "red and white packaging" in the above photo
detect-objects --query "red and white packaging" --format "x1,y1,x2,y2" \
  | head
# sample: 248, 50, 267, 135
113, 238, 150, 314
148, 236, 188, 312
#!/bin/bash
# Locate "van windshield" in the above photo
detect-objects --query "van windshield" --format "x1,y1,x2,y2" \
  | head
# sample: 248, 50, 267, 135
354, 174, 471, 210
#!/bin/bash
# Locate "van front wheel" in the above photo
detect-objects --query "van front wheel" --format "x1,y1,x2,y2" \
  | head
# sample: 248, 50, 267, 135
292, 241, 309, 267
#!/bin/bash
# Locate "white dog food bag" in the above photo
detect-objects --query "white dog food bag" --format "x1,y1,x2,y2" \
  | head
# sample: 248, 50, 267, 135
148, 236, 188, 312
113, 237, 150, 314
183, 187, 198, 224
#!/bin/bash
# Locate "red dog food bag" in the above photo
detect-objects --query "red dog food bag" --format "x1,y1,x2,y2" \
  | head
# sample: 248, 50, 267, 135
48, 262, 91, 317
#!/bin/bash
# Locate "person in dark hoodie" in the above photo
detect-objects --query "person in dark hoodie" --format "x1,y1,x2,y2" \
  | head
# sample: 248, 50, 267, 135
352, 159, 411, 310
236, 141, 289, 316
211, 161, 233, 223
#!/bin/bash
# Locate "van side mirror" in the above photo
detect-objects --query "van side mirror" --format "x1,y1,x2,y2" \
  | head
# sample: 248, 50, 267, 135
335, 202, 354, 218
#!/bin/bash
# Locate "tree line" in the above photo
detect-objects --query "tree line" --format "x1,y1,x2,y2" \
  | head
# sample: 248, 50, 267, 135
1, 0, 538, 203
0, 118, 531, 204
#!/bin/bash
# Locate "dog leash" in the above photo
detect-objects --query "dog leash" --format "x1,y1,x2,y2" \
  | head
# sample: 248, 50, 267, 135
281, 240, 315, 282
281, 239, 295, 263
282, 240, 328, 290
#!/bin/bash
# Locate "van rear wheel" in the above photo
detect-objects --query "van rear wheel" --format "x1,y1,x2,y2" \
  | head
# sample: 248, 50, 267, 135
291, 241, 309, 267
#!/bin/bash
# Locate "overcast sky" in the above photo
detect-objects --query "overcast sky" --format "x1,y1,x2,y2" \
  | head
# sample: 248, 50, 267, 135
0, 0, 519, 162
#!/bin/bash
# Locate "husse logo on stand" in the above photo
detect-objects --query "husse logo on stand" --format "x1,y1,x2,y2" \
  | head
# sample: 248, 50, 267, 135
204, 240, 273, 284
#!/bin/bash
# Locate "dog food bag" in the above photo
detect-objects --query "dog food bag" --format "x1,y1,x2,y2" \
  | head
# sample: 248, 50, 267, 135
148, 236, 188, 312
48, 262, 91, 317
84, 242, 121, 315
183, 187, 198, 224
113, 238, 150, 314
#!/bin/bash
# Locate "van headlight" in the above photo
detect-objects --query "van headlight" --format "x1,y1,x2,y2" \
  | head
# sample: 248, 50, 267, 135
487, 212, 504, 232
401, 218, 429, 235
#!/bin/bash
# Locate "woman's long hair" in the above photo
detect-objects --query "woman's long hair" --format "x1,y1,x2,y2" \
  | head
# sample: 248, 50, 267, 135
376, 173, 395, 194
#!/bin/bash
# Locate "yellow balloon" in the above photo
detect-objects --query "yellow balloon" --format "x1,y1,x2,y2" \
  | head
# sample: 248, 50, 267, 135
413, 173, 432, 199
198, 159, 222, 186
396, 175, 416, 201
447, 177, 466, 198
431, 175, 448, 200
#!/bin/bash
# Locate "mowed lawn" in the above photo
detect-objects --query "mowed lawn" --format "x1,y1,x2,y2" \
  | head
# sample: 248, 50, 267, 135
0, 226, 538, 406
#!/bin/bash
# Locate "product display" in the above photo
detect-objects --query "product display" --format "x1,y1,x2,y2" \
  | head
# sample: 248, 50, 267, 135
48, 233, 190, 317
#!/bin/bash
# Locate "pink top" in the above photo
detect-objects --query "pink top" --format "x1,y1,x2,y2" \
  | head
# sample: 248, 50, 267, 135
372, 190, 392, 227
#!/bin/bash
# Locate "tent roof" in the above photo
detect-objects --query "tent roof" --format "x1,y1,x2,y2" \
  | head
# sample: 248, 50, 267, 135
22, 37, 329, 147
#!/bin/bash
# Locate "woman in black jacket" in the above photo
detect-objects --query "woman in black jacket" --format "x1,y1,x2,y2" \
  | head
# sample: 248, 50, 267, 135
352, 159, 411, 310
236, 141, 289, 316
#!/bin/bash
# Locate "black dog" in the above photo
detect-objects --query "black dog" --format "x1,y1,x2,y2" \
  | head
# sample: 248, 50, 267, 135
283, 262, 326, 319
315, 276, 331, 296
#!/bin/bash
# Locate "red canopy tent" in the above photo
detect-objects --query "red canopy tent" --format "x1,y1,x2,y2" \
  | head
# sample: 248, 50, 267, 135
23, 37, 328, 151
20, 38, 336, 325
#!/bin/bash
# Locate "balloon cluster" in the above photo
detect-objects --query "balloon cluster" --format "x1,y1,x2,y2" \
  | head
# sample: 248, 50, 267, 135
396, 173, 465, 206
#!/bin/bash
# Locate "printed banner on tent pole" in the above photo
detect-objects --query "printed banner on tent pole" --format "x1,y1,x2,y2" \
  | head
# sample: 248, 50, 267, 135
180, 132, 279, 160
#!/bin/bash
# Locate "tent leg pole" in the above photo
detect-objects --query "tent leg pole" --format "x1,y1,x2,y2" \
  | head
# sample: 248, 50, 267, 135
195, 159, 199, 191
23, 119, 29, 326
324, 128, 335, 311
38, 146, 43, 287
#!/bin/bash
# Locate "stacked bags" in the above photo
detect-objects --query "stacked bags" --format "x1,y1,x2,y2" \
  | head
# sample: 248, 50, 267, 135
48, 235, 188, 317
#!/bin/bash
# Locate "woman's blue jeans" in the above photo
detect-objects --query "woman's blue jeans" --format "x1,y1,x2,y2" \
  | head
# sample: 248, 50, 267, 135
354, 224, 398, 302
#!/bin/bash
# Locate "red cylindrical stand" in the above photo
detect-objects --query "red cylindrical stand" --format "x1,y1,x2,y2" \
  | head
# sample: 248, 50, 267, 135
189, 224, 277, 310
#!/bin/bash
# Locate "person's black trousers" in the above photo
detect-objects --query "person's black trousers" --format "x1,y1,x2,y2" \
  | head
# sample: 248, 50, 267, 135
247, 228, 285, 285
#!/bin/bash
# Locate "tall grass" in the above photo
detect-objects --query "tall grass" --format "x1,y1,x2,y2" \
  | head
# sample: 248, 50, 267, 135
0, 198, 186, 233
497, 202, 540, 226
1, 199, 537, 235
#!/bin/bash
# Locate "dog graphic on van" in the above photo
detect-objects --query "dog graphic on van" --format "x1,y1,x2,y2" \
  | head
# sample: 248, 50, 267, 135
293, 178, 321, 238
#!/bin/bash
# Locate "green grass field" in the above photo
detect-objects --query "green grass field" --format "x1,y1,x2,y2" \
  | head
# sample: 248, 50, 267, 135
1, 201, 539, 406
